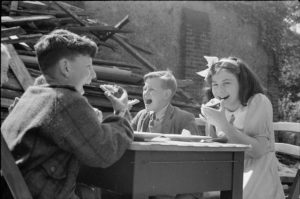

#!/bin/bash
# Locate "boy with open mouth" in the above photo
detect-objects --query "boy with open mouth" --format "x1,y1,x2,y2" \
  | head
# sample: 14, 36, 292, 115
131, 70, 202, 136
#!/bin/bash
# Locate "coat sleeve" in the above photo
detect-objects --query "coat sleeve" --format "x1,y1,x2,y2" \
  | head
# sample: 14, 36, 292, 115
131, 110, 145, 132
49, 96, 134, 168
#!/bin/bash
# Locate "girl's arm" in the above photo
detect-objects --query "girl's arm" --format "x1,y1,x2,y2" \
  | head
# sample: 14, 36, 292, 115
202, 94, 272, 158
218, 121, 270, 158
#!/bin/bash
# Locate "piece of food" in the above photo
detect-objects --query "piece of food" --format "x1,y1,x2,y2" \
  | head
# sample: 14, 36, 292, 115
204, 98, 221, 109
100, 84, 119, 93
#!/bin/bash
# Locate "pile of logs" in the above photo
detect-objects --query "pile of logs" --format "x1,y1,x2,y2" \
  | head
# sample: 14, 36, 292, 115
1, 1, 200, 122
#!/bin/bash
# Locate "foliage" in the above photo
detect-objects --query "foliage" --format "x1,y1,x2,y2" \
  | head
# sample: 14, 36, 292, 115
278, 1, 300, 122
215, 1, 300, 122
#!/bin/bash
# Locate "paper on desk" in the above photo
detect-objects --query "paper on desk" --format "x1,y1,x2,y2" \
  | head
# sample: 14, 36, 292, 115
134, 131, 211, 142
138, 140, 250, 148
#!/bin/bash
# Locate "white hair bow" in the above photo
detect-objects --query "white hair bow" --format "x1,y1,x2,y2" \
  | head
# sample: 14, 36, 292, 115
196, 56, 219, 77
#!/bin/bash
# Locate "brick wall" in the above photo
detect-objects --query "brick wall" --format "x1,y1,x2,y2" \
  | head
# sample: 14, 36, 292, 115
180, 8, 211, 104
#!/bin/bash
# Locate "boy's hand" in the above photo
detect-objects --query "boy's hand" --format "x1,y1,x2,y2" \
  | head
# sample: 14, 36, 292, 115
101, 85, 128, 114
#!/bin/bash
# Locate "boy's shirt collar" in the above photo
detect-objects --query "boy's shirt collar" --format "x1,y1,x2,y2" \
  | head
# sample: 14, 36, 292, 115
40, 84, 78, 92
150, 103, 170, 122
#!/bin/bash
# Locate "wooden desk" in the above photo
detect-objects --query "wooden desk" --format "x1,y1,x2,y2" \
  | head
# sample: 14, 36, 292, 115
78, 141, 249, 199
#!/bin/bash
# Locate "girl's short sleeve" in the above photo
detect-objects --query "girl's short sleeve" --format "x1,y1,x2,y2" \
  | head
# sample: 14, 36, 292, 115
244, 94, 273, 139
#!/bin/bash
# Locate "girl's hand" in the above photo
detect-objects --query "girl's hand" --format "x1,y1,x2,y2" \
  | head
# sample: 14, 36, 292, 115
201, 100, 228, 129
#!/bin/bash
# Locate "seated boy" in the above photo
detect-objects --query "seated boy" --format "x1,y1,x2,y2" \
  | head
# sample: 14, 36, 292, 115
1, 29, 133, 199
131, 70, 202, 135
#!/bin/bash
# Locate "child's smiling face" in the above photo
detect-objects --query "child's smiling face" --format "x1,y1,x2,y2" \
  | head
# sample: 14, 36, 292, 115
211, 69, 241, 111
143, 77, 170, 112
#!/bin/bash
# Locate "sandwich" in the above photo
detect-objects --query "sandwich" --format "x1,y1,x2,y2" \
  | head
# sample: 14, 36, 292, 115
100, 84, 119, 93
204, 98, 221, 109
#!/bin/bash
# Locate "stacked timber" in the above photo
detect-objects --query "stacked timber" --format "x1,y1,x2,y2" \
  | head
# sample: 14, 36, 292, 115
1, 1, 200, 122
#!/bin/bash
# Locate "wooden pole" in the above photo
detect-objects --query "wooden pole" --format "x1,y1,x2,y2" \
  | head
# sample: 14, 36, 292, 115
6, 44, 34, 90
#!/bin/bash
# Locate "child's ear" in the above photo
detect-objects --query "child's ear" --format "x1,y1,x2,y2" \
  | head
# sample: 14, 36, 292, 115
58, 58, 70, 78
164, 89, 172, 100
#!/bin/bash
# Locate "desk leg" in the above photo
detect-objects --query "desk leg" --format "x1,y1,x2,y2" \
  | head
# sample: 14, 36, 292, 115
220, 152, 244, 199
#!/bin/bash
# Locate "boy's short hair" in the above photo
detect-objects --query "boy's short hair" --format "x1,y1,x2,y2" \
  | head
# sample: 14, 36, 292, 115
34, 29, 98, 73
144, 70, 177, 98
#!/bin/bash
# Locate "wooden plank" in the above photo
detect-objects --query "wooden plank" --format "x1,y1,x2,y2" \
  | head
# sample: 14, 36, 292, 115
18, 54, 143, 83
9, 1, 19, 16
93, 66, 143, 83
2, 4, 10, 13
273, 122, 300, 133
52, 17, 76, 24
1, 34, 42, 44
54, 1, 154, 72
1, 70, 23, 91
8, 9, 87, 17
47, 1, 85, 13
287, 170, 299, 199
1, 15, 55, 25
124, 40, 153, 55
16, 49, 35, 56
6, 44, 34, 90
14, 55, 38, 66
274, 121, 300, 157
67, 25, 133, 33
18, 1, 49, 10
2, 1, 11, 6
1, 26, 26, 38
53, 1, 114, 50
1, 98, 15, 108
103, 16, 154, 56
1, 88, 22, 99
101, 15, 130, 41
111, 35, 157, 71
19, 53, 142, 70
93, 58, 142, 70
275, 143, 300, 157
1, 134, 33, 199
117, 34, 154, 55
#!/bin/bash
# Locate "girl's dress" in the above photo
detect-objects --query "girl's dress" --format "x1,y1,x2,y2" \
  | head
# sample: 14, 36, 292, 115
218, 93, 285, 199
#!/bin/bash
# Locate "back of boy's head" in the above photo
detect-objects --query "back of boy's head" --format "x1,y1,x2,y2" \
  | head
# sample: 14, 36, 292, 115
34, 29, 98, 74
144, 70, 177, 98
205, 56, 265, 105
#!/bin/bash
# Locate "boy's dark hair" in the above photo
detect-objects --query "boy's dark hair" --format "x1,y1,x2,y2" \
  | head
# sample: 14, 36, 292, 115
144, 70, 177, 98
205, 56, 265, 106
34, 29, 98, 73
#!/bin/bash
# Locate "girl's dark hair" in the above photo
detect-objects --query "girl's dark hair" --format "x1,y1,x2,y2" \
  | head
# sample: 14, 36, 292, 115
34, 29, 98, 73
204, 56, 265, 106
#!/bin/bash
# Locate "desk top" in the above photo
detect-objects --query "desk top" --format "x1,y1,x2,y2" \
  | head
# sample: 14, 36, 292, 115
129, 141, 250, 152
134, 131, 211, 142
